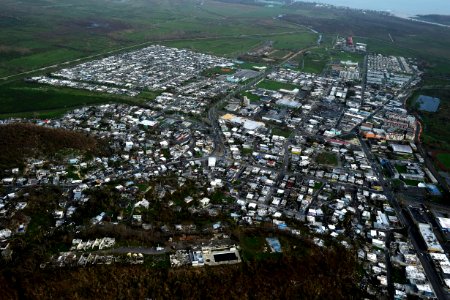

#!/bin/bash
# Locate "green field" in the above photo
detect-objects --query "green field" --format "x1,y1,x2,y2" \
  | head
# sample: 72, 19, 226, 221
0, 82, 159, 119
300, 49, 329, 74
0, 0, 309, 78
241, 91, 260, 102
202, 66, 236, 77
297, 45, 364, 74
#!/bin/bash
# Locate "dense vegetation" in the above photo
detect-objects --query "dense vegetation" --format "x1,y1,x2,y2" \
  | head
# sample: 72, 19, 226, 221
0, 245, 361, 299
414, 15, 450, 26
0, 123, 108, 172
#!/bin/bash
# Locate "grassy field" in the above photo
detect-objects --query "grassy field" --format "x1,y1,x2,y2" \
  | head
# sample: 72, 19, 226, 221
241, 91, 261, 102
0, 0, 310, 77
296, 44, 364, 74
0, 82, 158, 119
299, 47, 329, 74
316, 152, 338, 166
202, 66, 236, 77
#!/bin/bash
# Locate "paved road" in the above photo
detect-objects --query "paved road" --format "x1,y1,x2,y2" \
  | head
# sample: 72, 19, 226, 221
358, 135, 449, 300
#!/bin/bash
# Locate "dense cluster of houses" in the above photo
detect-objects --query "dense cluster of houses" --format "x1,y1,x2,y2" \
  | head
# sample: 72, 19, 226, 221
30, 45, 234, 96
1, 44, 448, 298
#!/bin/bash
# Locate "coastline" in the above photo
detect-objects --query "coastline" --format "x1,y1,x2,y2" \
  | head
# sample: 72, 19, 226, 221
300, 1, 450, 28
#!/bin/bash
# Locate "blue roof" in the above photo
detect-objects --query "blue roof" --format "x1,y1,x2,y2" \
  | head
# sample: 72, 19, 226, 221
415, 95, 440, 112
266, 237, 282, 253
426, 184, 442, 196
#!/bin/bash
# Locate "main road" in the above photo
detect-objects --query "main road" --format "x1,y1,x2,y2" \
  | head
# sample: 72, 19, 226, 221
358, 135, 449, 300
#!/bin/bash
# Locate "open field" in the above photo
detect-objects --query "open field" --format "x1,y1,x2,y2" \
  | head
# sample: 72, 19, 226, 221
0, 0, 309, 77
241, 91, 261, 102
0, 82, 158, 119
297, 45, 364, 74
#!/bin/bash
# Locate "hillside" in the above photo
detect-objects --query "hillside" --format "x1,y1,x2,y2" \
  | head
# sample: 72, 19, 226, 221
0, 123, 107, 172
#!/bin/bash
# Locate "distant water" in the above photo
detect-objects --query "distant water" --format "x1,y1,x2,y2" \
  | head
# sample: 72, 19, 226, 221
302, 0, 450, 17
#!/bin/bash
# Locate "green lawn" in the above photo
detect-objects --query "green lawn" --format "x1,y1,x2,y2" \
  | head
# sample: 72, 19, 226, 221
162, 38, 262, 57
297, 46, 363, 74
299, 50, 329, 74
241, 91, 260, 102
271, 32, 317, 51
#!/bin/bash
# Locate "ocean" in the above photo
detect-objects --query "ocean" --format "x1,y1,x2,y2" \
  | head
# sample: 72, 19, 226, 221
302, 0, 450, 17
